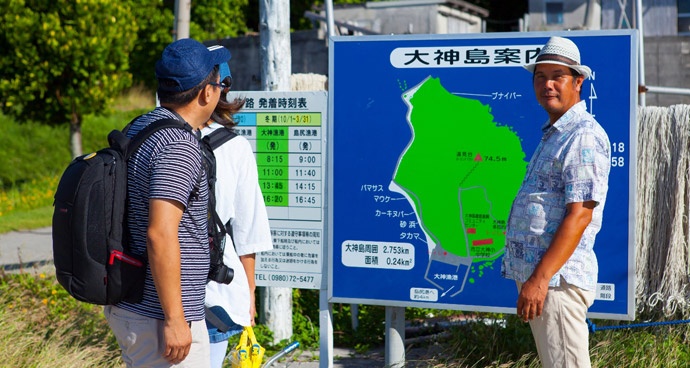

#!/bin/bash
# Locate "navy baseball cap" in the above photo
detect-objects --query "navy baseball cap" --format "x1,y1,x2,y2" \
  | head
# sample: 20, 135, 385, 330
155, 38, 231, 93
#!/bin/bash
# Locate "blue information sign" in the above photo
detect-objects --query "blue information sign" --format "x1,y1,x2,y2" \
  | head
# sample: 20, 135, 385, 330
328, 30, 637, 320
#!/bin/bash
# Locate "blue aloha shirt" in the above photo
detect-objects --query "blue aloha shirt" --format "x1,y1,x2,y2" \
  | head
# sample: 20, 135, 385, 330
501, 101, 611, 292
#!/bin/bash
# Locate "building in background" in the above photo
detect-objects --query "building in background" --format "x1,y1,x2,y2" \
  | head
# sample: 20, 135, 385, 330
525, 0, 690, 105
526, 0, 600, 30
217, 0, 689, 106
307, 0, 489, 35
526, 0, 684, 36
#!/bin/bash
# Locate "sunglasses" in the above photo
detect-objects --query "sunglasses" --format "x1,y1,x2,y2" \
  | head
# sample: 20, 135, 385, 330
209, 76, 233, 93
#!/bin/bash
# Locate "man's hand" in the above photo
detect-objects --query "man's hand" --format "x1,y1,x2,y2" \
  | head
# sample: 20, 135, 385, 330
163, 317, 192, 364
517, 277, 549, 322
516, 201, 596, 322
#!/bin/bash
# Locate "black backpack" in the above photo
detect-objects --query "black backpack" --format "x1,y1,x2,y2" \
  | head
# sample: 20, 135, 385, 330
52, 118, 191, 305
200, 126, 238, 285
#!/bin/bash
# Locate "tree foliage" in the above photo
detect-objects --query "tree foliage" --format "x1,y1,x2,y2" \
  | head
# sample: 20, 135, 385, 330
0, 0, 525, 158
129, 0, 251, 91
0, 0, 137, 157
0, 0, 252, 157
128, 1, 174, 92
189, 0, 249, 41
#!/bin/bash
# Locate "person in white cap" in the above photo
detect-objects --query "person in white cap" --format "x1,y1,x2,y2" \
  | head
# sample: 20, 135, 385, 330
501, 36, 611, 368
200, 62, 273, 368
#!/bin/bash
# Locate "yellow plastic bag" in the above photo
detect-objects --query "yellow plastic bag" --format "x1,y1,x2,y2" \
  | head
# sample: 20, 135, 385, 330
228, 326, 264, 368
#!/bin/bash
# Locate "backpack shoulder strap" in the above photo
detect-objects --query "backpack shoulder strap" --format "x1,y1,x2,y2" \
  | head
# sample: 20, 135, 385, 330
202, 127, 238, 249
126, 118, 194, 158
204, 126, 237, 151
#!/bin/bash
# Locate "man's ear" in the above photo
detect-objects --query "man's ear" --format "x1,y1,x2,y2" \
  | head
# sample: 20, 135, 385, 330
574, 75, 584, 92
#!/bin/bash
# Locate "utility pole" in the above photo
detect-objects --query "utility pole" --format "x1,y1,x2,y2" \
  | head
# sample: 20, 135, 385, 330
173, 0, 190, 41
584, 0, 599, 30
636, 0, 646, 106
259, 0, 293, 343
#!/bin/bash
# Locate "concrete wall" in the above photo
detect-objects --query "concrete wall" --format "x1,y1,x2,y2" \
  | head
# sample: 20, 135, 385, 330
643, 36, 690, 106
528, 0, 599, 31
529, 0, 678, 36
601, 0, 634, 30
640, 0, 677, 36
212, 30, 328, 92
601, 0, 676, 36
331, 3, 483, 34
333, 3, 438, 34
215, 31, 690, 107
529, 0, 677, 35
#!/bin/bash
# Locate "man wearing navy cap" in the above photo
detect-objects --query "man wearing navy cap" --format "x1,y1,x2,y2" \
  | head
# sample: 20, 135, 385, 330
502, 36, 611, 367
104, 38, 230, 367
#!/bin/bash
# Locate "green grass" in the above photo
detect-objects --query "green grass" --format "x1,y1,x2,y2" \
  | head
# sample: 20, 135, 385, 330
0, 272, 123, 367
0, 88, 153, 233
5, 268, 690, 368
402, 316, 690, 367
0, 206, 53, 233
0, 174, 57, 233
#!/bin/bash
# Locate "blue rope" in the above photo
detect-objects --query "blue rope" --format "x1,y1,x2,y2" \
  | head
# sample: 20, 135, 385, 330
587, 318, 690, 333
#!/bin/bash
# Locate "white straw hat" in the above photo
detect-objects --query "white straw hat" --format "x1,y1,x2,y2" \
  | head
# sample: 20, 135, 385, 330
524, 36, 591, 79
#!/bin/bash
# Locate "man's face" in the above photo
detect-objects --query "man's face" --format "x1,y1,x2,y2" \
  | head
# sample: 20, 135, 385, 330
533, 63, 584, 122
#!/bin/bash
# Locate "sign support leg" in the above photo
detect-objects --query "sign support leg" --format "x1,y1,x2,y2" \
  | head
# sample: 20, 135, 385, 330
385, 306, 405, 368
319, 290, 333, 368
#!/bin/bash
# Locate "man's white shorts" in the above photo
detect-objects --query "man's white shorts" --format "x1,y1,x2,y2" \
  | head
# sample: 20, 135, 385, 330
105, 305, 210, 367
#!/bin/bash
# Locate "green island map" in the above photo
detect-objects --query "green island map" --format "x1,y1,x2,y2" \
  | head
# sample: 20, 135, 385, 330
391, 76, 527, 297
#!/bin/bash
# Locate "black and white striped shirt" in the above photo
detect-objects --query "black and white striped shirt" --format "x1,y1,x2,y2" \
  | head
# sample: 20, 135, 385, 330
116, 107, 209, 321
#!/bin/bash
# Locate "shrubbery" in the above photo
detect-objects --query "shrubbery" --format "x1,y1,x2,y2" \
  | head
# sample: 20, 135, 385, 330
0, 271, 121, 367
0, 110, 147, 188
0, 115, 69, 187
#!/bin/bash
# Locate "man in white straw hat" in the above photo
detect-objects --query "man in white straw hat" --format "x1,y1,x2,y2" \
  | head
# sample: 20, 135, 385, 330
501, 36, 611, 368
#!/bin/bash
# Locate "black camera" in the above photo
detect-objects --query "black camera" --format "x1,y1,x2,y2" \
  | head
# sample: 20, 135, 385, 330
208, 234, 234, 284
208, 260, 234, 284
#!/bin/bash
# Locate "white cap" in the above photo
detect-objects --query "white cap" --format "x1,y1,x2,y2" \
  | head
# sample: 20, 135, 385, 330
524, 36, 591, 79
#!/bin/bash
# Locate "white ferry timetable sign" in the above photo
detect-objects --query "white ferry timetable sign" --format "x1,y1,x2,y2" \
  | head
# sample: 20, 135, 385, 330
228, 91, 327, 289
